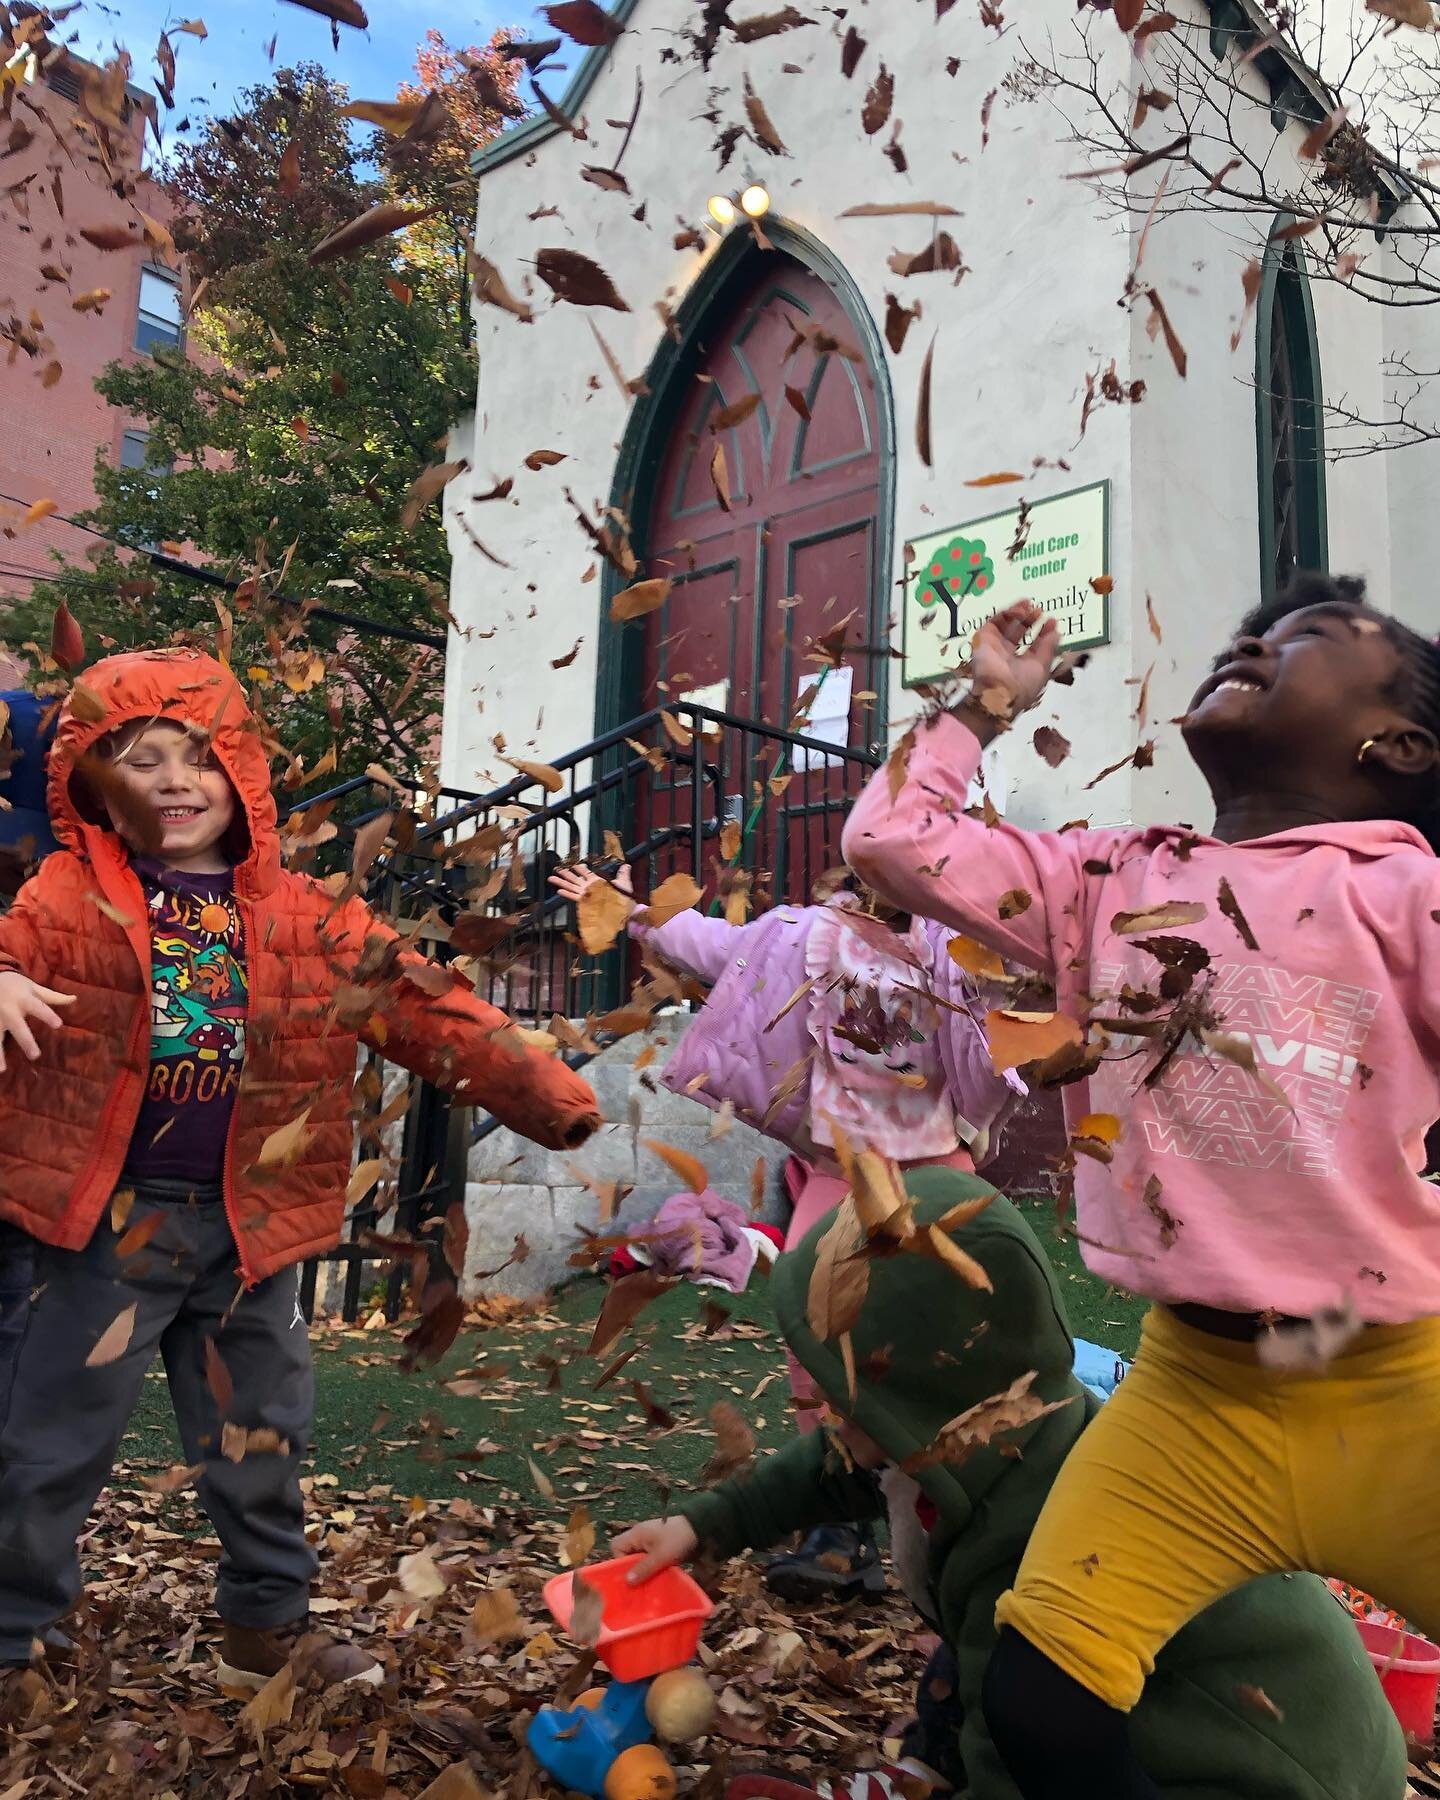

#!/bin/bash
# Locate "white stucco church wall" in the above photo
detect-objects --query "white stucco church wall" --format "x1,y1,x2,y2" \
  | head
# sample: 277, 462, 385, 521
443, 0, 1440, 841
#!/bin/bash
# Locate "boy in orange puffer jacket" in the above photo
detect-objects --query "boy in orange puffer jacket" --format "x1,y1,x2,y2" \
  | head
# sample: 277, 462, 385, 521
0, 648, 601, 1691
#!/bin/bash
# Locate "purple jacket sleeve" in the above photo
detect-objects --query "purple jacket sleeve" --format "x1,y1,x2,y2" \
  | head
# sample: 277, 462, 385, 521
628, 907, 750, 987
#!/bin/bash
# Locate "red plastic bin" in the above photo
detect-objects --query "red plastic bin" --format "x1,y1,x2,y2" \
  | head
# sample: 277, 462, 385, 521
1357, 1620, 1440, 1745
544, 1555, 714, 1682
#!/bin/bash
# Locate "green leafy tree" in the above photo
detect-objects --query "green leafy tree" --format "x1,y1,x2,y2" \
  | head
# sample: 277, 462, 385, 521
13, 59, 513, 779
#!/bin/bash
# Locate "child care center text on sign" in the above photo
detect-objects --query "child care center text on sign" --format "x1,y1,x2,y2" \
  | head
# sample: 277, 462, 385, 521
902, 480, 1111, 687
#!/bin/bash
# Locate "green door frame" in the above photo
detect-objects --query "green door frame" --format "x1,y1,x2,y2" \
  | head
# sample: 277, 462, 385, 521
1255, 221, 1328, 603
592, 217, 898, 743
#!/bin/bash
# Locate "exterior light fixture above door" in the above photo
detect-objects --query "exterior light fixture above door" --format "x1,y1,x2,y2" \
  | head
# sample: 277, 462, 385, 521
705, 181, 771, 231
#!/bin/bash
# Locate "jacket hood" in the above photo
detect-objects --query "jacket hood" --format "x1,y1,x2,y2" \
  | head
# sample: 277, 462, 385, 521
771, 1169, 1091, 1538
48, 649, 279, 896
1146, 815, 1434, 862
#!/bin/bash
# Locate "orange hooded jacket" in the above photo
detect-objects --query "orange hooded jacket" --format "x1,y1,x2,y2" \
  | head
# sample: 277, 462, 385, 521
0, 648, 602, 1283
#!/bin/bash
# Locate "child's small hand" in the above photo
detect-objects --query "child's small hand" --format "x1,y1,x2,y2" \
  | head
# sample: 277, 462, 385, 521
612, 1515, 699, 1583
0, 971, 74, 1073
968, 600, 1062, 717
549, 861, 635, 904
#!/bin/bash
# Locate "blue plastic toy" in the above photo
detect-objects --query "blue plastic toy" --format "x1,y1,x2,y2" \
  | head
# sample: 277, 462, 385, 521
527, 1556, 715, 1798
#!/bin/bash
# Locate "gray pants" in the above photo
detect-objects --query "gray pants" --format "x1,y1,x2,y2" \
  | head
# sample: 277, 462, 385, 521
0, 1193, 318, 1662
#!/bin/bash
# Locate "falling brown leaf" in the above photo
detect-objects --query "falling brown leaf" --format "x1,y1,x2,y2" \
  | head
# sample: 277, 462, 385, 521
844, 201, 959, 218
564, 1505, 596, 1568
469, 1586, 522, 1646
1217, 876, 1261, 950
985, 1010, 1084, 1074
86, 1302, 138, 1367
507, 757, 564, 794
915, 334, 936, 468
1113, 0, 1144, 30
346, 1158, 383, 1204
50, 599, 84, 671
524, 448, 567, 470
25, 498, 59, 528
401, 459, 465, 530
1143, 287, 1188, 377
282, 0, 368, 24
237, 1660, 296, 1730
71, 289, 112, 314
1032, 725, 1071, 768
703, 1401, 756, 1484
117, 1210, 167, 1259
710, 441, 732, 511
732, 4, 815, 40
1111, 901, 1207, 935
862, 64, 894, 135
468, 250, 533, 322
551, 638, 583, 668
79, 222, 141, 252
399, 1548, 447, 1599
806, 1200, 868, 1342
611, 576, 672, 622
743, 75, 787, 154
884, 293, 920, 354
577, 879, 635, 955
277, 139, 300, 197
536, 247, 629, 310
308, 200, 441, 267
257, 1108, 315, 1169
338, 96, 428, 133
589, 1268, 678, 1357
784, 384, 810, 420
40, 361, 62, 389
645, 872, 703, 925
966, 471, 1024, 487
385, 274, 413, 306
543, 0, 624, 45
905, 1372, 1075, 1471
841, 25, 867, 75
946, 934, 1006, 980
643, 1138, 710, 1194
713, 392, 762, 430
569, 1569, 605, 1647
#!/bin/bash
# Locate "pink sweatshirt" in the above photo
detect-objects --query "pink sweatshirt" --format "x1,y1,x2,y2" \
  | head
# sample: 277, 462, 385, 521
843, 712, 1440, 1322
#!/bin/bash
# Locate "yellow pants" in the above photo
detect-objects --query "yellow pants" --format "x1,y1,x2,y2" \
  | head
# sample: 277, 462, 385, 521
996, 1304, 1440, 1711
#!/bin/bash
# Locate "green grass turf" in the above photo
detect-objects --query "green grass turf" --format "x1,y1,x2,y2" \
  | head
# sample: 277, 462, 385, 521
116, 1229, 1147, 1530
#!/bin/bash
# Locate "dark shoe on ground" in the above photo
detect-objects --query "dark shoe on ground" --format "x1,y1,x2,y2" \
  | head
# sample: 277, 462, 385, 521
763, 1523, 887, 1605
217, 1618, 384, 1693
727, 1763, 942, 1800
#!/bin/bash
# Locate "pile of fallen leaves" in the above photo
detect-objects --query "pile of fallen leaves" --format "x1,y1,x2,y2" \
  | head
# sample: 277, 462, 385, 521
0, 1303, 930, 1799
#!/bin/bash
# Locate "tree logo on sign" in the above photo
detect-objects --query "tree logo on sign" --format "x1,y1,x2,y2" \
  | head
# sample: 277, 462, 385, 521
916, 535, 995, 643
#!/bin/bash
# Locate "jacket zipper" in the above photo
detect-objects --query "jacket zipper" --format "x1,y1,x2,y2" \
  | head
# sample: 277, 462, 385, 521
223, 890, 257, 1286
75, 857, 154, 1234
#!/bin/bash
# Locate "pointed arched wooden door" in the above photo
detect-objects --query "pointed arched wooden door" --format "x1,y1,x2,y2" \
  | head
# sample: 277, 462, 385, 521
632, 253, 886, 901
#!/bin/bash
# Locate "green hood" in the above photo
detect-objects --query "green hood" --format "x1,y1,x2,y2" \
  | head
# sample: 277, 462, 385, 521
770, 1168, 1092, 1551
682, 1168, 1406, 1800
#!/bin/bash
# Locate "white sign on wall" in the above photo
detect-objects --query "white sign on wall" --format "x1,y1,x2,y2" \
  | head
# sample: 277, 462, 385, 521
902, 480, 1111, 688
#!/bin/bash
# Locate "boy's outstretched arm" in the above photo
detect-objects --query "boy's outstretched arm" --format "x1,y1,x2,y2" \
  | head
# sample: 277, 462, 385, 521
843, 603, 1117, 978
323, 895, 602, 1152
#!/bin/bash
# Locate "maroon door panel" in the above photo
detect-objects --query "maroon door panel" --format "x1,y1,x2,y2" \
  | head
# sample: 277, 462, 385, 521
636, 256, 885, 902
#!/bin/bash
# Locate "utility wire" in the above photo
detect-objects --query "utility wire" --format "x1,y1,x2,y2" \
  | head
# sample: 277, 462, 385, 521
0, 491, 448, 653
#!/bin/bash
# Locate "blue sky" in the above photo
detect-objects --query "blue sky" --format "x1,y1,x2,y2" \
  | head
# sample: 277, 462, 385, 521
71, 0, 531, 152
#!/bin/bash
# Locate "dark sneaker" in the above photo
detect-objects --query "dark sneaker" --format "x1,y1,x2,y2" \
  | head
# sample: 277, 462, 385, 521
763, 1523, 887, 1604
727, 1764, 940, 1800
217, 1619, 384, 1693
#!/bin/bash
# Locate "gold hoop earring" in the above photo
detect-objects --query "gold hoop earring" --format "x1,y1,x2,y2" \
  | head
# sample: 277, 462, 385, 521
1357, 738, 1378, 766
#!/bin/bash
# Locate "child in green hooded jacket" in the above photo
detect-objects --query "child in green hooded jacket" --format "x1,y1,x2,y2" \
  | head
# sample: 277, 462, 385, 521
613, 1169, 1407, 1800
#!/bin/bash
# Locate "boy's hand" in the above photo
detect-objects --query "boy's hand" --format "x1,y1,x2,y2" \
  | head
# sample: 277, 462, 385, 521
0, 971, 74, 1073
548, 861, 635, 905
954, 601, 1062, 744
612, 1515, 699, 1583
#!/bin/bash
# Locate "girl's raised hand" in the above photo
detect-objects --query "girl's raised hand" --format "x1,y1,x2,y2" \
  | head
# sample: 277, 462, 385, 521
968, 600, 1061, 717
611, 1514, 699, 1583
0, 971, 74, 1074
549, 861, 635, 904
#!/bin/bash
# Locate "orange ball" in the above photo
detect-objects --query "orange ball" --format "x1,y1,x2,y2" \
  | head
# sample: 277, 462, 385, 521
604, 1743, 677, 1800
575, 1687, 608, 1711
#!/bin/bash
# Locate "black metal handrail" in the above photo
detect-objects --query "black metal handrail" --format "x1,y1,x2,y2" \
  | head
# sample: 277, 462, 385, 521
300, 701, 881, 1321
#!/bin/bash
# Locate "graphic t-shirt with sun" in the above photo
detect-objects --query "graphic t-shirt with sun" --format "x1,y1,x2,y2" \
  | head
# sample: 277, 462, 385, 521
122, 860, 247, 1191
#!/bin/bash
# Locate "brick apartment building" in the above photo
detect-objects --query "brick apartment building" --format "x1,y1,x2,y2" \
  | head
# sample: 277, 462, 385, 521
0, 46, 180, 624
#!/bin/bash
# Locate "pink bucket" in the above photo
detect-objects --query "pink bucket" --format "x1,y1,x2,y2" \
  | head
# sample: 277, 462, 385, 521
1357, 1619, 1440, 1744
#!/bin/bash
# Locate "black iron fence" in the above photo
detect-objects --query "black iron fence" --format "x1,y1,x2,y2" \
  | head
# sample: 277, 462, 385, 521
297, 701, 881, 1320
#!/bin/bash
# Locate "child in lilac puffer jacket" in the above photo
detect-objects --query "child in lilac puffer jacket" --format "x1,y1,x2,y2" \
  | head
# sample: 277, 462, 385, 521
553, 861, 1023, 1597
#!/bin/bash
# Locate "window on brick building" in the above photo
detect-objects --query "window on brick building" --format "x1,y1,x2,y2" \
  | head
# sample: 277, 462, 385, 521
135, 266, 182, 354
119, 430, 172, 478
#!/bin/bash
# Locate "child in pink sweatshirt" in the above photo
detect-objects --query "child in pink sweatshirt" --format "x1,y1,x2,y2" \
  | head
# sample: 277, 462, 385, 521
842, 576, 1440, 1800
